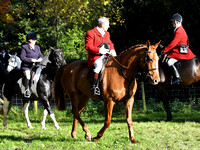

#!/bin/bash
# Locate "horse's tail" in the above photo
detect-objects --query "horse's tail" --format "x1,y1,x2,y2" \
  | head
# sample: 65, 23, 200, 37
54, 65, 67, 111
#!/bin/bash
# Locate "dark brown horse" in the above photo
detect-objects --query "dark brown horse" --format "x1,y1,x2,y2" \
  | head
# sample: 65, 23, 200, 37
158, 56, 200, 121
54, 41, 160, 143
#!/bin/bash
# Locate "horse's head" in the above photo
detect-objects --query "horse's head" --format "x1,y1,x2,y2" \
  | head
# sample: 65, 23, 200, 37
7, 54, 21, 72
143, 40, 160, 85
49, 46, 66, 67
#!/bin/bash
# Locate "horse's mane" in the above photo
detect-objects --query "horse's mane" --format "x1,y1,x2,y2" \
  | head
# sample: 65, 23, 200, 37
118, 44, 147, 57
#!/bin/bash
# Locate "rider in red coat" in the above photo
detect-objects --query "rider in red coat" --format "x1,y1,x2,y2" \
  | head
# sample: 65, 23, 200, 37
162, 13, 196, 85
85, 17, 116, 95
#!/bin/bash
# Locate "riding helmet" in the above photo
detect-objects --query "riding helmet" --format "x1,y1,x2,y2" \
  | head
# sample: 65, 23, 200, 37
170, 13, 183, 22
26, 32, 38, 41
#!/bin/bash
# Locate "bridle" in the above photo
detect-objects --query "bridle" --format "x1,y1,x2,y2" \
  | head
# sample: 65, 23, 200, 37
145, 50, 159, 72
110, 48, 159, 79
8, 56, 17, 70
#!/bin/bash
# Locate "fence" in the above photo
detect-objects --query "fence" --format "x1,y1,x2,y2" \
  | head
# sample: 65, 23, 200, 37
0, 82, 199, 109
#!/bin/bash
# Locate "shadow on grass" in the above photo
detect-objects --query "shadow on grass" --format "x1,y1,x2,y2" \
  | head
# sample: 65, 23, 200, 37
0, 134, 78, 143
1, 110, 200, 126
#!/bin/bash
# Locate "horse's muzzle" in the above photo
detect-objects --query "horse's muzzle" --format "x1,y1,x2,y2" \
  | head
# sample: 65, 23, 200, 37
148, 76, 160, 85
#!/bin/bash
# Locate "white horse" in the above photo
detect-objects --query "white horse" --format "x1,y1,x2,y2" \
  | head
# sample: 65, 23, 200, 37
7, 53, 22, 72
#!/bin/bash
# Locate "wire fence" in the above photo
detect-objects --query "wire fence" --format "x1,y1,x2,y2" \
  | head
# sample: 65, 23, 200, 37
0, 82, 199, 109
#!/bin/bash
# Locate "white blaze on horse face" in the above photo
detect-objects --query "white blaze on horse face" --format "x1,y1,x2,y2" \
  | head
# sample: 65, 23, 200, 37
7, 55, 22, 72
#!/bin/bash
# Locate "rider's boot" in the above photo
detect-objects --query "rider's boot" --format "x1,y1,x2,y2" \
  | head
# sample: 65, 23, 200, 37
170, 64, 181, 85
24, 77, 31, 98
91, 73, 100, 95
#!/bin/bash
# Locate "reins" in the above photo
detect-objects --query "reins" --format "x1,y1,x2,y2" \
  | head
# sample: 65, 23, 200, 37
111, 56, 129, 69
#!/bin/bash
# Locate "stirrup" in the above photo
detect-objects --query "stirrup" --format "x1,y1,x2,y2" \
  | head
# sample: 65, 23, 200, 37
24, 89, 31, 98
171, 78, 181, 85
91, 86, 100, 95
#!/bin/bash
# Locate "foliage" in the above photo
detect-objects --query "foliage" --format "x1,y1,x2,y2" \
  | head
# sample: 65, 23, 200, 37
59, 26, 88, 60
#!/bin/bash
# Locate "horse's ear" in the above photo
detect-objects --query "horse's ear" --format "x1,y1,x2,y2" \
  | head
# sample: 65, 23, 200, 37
49, 46, 54, 50
154, 40, 161, 49
146, 40, 150, 48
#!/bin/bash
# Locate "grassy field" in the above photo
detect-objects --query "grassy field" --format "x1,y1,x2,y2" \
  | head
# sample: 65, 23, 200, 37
0, 106, 200, 150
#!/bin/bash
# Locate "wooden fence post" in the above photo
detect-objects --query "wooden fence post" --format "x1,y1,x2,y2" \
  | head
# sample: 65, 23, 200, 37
34, 101, 37, 114
141, 82, 147, 111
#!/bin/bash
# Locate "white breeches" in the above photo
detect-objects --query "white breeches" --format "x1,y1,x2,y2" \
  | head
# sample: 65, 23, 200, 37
23, 69, 31, 80
167, 58, 178, 67
93, 55, 107, 73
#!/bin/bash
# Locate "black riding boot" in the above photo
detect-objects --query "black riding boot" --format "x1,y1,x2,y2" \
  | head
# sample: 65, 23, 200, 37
91, 78, 100, 95
24, 77, 31, 98
170, 64, 181, 85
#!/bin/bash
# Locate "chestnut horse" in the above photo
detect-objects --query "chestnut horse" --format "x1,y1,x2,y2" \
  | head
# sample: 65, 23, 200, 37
54, 41, 160, 143
158, 56, 200, 121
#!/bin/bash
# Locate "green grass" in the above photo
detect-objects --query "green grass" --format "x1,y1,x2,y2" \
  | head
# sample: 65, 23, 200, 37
0, 106, 200, 150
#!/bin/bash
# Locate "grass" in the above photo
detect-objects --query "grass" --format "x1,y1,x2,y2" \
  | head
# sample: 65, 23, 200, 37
0, 106, 200, 150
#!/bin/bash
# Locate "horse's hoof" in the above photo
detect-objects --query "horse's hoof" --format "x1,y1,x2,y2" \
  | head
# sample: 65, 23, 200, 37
92, 137, 101, 142
71, 132, 77, 138
166, 118, 172, 122
42, 127, 46, 130
28, 126, 33, 129
131, 139, 138, 144
55, 125, 60, 130
85, 134, 92, 141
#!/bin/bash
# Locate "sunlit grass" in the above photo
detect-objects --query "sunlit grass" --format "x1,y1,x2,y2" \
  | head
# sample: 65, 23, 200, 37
0, 106, 200, 150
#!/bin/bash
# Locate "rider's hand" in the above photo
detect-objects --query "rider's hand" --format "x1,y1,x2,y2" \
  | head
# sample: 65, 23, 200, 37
31, 59, 37, 62
109, 50, 117, 56
99, 45, 109, 55
37, 58, 43, 62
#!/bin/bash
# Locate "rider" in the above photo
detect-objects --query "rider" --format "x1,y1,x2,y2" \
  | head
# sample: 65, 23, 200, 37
162, 13, 196, 85
85, 17, 116, 95
20, 32, 43, 98
0, 47, 10, 74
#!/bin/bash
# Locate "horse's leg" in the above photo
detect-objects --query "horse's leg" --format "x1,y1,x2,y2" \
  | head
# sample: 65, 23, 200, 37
70, 94, 91, 140
40, 96, 60, 130
3, 96, 14, 129
41, 109, 48, 130
124, 96, 137, 143
93, 99, 115, 142
23, 101, 33, 129
157, 84, 172, 121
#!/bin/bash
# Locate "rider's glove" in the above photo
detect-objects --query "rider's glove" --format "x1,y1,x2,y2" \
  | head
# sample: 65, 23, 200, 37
99, 45, 109, 55
31, 59, 37, 62
37, 58, 43, 62
109, 50, 117, 56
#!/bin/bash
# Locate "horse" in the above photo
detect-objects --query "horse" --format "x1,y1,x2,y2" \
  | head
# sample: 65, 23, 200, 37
54, 41, 160, 143
157, 55, 200, 121
2, 47, 66, 130
7, 53, 21, 72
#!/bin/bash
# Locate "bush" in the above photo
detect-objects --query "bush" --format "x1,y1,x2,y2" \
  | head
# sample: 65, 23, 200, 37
59, 26, 88, 61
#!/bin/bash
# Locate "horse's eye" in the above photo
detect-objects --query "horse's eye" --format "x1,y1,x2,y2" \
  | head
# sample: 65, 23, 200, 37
149, 59, 153, 62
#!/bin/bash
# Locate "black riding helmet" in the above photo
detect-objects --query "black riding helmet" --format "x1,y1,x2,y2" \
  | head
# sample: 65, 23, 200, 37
170, 13, 183, 22
26, 32, 37, 41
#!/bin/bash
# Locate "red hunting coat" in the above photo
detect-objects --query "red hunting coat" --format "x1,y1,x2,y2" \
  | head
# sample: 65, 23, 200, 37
163, 26, 195, 59
85, 27, 115, 67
